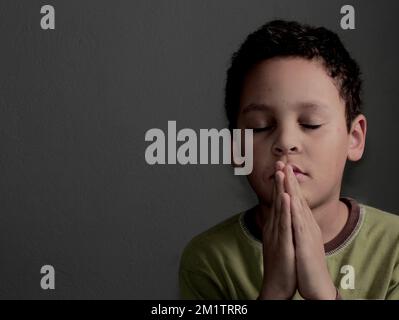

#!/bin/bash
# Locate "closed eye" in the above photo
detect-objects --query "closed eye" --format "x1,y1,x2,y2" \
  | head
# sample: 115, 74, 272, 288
252, 126, 273, 133
251, 124, 322, 133
301, 124, 322, 129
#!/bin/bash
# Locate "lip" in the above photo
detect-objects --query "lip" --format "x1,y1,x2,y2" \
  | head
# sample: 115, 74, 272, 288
291, 171, 308, 182
288, 164, 306, 175
269, 163, 309, 180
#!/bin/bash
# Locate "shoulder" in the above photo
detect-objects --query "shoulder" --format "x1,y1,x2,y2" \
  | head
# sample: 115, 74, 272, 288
360, 202, 399, 239
179, 211, 245, 272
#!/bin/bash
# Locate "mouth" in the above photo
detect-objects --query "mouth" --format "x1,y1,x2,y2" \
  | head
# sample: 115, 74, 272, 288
269, 164, 308, 179
290, 165, 307, 176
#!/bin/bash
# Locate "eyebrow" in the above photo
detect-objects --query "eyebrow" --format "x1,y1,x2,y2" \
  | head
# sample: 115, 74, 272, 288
241, 101, 329, 114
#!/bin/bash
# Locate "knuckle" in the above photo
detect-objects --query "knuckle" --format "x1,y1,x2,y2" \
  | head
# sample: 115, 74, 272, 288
278, 222, 288, 232
291, 195, 299, 207
299, 224, 305, 233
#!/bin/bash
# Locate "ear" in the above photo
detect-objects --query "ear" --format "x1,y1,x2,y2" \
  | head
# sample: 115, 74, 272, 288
347, 114, 367, 162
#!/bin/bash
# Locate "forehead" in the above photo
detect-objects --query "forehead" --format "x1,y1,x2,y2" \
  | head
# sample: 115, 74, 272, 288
239, 57, 344, 116
241, 101, 330, 116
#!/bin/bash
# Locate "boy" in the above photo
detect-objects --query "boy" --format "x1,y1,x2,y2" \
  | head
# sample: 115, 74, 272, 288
178, 20, 399, 299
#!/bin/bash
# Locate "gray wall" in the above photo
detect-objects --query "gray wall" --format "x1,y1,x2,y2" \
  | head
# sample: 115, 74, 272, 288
0, 0, 398, 299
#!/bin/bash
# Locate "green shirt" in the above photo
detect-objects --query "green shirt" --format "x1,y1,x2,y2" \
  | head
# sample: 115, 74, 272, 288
179, 197, 399, 300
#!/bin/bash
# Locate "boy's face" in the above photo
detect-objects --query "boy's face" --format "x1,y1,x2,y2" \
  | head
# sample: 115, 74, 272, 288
237, 57, 362, 208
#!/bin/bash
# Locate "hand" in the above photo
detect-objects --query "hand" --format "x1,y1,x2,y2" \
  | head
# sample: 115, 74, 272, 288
259, 162, 297, 299
283, 163, 337, 300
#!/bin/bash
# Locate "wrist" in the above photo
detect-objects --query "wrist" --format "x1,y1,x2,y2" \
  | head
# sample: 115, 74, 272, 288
302, 285, 338, 300
320, 284, 339, 300
259, 284, 295, 300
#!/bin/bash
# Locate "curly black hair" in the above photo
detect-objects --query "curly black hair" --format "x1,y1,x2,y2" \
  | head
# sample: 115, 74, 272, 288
224, 20, 363, 133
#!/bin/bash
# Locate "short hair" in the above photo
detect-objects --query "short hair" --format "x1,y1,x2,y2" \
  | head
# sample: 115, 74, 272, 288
224, 20, 363, 133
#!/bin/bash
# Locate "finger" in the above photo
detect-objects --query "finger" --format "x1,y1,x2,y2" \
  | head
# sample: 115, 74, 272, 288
285, 165, 304, 200
291, 194, 303, 247
279, 192, 293, 241
264, 174, 277, 232
284, 165, 294, 196
275, 160, 285, 172
286, 165, 312, 216
286, 166, 306, 221
275, 170, 285, 199
273, 176, 281, 235
273, 173, 283, 234
290, 194, 302, 218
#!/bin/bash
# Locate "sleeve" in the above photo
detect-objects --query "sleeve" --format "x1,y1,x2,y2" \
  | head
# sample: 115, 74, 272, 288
386, 262, 399, 300
179, 268, 226, 300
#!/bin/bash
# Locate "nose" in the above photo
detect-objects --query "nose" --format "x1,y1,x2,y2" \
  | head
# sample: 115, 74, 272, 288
272, 127, 300, 156
273, 144, 298, 156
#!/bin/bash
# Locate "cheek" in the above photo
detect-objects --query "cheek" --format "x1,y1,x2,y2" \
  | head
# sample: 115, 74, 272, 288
252, 140, 271, 172
308, 134, 348, 179
311, 125, 348, 154
246, 140, 273, 197
246, 170, 274, 203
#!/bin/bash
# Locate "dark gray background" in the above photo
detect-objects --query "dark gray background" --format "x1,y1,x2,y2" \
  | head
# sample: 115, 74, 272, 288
0, 0, 398, 299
